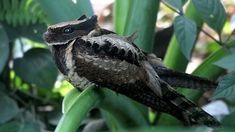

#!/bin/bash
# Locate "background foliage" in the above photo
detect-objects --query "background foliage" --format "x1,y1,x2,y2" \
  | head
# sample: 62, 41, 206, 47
0, 0, 235, 131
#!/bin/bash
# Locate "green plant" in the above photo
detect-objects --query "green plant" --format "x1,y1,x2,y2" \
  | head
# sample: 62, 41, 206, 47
1, 0, 235, 131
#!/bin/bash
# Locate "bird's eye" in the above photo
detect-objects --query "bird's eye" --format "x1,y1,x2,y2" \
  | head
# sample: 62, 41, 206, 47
63, 27, 74, 33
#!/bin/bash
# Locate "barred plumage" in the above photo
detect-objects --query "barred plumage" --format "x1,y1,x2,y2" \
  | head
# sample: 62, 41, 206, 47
43, 15, 220, 126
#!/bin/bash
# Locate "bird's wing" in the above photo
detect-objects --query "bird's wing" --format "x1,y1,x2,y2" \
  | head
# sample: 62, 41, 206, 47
141, 61, 163, 97
81, 33, 146, 66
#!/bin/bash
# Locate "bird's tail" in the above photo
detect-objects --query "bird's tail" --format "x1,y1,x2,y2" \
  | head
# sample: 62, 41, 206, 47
111, 80, 220, 127
159, 80, 220, 126
153, 66, 218, 90
146, 53, 217, 90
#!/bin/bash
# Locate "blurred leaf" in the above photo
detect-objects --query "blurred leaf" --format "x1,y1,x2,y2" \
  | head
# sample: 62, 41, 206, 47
214, 128, 235, 132
211, 72, 235, 102
54, 80, 74, 96
0, 121, 20, 132
206, 41, 221, 54
230, 45, 235, 53
0, 0, 44, 26
0, 120, 40, 132
48, 107, 62, 126
163, 0, 187, 11
36, 0, 93, 24
3, 23, 47, 42
174, 15, 197, 59
214, 54, 235, 71
124, 0, 159, 52
0, 92, 19, 124
114, 0, 130, 35
192, 0, 226, 33
0, 25, 9, 74
18, 122, 40, 132
121, 126, 212, 132
14, 48, 58, 88
221, 111, 235, 127
0, 82, 6, 91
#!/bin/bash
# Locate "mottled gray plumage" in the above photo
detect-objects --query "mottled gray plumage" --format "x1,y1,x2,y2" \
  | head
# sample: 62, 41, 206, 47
43, 15, 220, 126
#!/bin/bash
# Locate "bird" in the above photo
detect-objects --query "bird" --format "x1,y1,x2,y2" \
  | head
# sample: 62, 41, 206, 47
43, 15, 220, 126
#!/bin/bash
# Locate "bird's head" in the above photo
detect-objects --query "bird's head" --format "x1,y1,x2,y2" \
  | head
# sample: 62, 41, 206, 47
43, 15, 98, 45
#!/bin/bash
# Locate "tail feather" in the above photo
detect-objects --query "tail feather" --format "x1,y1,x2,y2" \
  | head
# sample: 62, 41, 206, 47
154, 66, 218, 90
159, 80, 220, 126
110, 80, 220, 126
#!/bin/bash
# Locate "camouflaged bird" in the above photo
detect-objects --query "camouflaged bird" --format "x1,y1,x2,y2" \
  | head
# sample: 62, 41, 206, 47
43, 15, 220, 126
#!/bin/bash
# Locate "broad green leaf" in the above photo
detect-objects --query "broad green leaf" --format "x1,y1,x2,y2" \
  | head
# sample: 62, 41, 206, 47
14, 48, 58, 88
214, 54, 235, 71
211, 72, 235, 102
0, 92, 19, 124
0, 25, 9, 74
36, 0, 93, 24
192, 0, 226, 33
124, 0, 159, 52
174, 16, 197, 59
163, 0, 187, 11
55, 86, 99, 132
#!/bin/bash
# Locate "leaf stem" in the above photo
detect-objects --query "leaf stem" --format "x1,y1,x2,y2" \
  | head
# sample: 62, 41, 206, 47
200, 28, 224, 46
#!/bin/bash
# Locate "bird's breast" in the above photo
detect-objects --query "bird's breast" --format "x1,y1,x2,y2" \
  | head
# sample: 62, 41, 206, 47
63, 38, 147, 88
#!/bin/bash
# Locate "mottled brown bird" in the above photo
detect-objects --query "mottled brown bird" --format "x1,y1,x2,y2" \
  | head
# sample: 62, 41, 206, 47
43, 15, 220, 126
